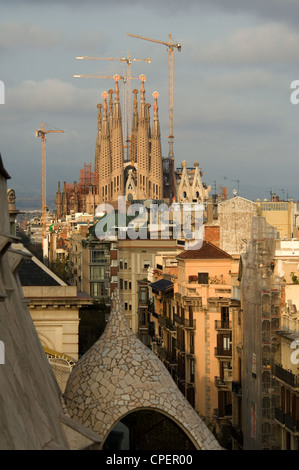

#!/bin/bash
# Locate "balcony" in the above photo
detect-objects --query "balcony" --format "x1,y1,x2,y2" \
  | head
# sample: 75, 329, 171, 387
275, 407, 299, 433
214, 347, 232, 358
215, 320, 232, 331
214, 376, 229, 390
213, 404, 232, 419
157, 346, 177, 366
284, 413, 299, 433
176, 339, 185, 354
274, 364, 299, 388
174, 313, 196, 329
158, 315, 176, 332
274, 407, 285, 425
224, 368, 233, 382
175, 368, 186, 382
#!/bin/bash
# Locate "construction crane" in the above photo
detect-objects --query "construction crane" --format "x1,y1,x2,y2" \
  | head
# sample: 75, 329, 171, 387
75, 53, 151, 161
35, 122, 64, 244
127, 33, 181, 159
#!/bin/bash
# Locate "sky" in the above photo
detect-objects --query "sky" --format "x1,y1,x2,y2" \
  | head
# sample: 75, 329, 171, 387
1, 0, 299, 209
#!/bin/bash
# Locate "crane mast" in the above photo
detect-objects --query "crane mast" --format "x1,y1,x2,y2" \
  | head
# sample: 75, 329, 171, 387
35, 122, 64, 249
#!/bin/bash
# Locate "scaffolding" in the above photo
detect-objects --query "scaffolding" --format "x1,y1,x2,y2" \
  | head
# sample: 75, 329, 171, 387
241, 216, 280, 449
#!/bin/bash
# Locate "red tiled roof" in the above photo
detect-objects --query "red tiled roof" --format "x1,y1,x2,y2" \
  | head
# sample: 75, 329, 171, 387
176, 241, 232, 260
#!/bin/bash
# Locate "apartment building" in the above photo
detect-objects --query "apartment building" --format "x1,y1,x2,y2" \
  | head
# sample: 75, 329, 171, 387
148, 241, 237, 447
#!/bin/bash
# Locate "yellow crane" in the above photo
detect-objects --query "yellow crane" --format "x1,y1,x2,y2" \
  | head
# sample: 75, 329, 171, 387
74, 53, 151, 161
35, 122, 64, 242
127, 33, 181, 159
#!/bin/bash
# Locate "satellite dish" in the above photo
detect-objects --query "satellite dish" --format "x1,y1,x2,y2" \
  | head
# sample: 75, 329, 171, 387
232, 189, 237, 197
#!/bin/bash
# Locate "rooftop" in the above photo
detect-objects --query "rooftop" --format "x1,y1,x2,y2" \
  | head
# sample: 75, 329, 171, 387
177, 241, 232, 260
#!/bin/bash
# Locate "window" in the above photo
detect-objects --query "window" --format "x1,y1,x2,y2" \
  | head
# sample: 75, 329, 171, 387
221, 306, 230, 327
90, 266, 105, 280
223, 336, 230, 350
140, 287, 147, 303
119, 259, 123, 269
141, 310, 146, 325
91, 250, 106, 263
125, 302, 128, 311
124, 260, 127, 269
198, 272, 209, 284
125, 280, 128, 290
143, 260, 150, 269
90, 283, 105, 297
120, 279, 123, 290
129, 281, 131, 290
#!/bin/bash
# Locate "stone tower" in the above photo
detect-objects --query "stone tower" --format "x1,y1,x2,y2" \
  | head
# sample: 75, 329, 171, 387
98, 92, 112, 203
94, 102, 102, 183
111, 75, 124, 202
136, 74, 150, 200
149, 91, 163, 199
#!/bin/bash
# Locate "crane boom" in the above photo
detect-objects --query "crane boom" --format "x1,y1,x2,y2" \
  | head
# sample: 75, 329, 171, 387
36, 122, 64, 248
127, 33, 181, 51
127, 33, 181, 159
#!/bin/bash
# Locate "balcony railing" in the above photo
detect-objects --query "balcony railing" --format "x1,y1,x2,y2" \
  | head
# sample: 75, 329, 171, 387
158, 315, 176, 332
275, 407, 299, 433
215, 320, 232, 330
176, 340, 185, 353
157, 346, 177, 365
214, 347, 232, 358
274, 364, 299, 388
213, 404, 232, 418
175, 368, 186, 381
284, 413, 299, 433
214, 376, 229, 389
174, 313, 196, 329
274, 407, 285, 425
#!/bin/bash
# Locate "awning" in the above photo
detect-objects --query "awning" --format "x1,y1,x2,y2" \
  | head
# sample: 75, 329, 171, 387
150, 279, 173, 292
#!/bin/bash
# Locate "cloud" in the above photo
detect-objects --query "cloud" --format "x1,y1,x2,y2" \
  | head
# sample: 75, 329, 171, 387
5, 0, 299, 25
195, 22, 299, 66
0, 21, 62, 50
5, 78, 101, 114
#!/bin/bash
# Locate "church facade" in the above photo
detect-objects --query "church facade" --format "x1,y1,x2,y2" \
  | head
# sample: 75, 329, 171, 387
56, 74, 165, 217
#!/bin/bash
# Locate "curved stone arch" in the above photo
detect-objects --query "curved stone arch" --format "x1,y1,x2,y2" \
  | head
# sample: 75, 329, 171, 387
64, 290, 222, 451
38, 333, 55, 350
104, 405, 200, 450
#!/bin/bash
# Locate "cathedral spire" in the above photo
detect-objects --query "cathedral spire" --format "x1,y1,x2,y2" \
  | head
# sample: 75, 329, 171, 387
94, 102, 102, 184
136, 75, 150, 199
108, 89, 114, 140
98, 92, 112, 202
150, 91, 163, 199
110, 74, 124, 201
130, 88, 138, 166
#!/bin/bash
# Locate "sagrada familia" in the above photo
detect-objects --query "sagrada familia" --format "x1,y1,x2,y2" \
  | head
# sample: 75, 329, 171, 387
56, 74, 211, 217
